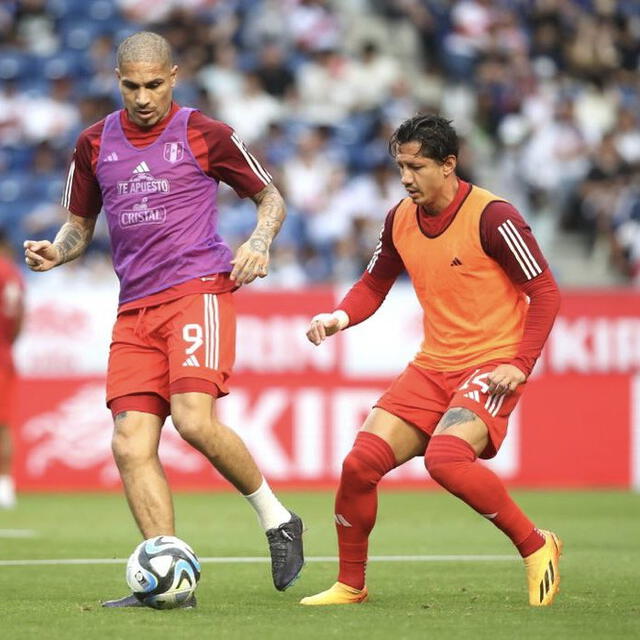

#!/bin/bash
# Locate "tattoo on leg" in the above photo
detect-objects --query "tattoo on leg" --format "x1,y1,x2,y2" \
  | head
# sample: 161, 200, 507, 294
439, 408, 477, 429
115, 411, 128, 422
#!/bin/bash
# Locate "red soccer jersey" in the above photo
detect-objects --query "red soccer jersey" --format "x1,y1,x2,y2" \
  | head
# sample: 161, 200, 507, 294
64, 102, 270, 216
62, 103, 273, 310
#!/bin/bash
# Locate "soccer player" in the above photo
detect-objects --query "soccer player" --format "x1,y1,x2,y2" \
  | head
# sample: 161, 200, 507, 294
301, 114, 562, 607
23, 32, 303, 607
0, 230, 24, 509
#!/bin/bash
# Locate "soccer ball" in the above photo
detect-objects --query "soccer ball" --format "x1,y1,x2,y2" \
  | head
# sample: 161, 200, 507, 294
126, 535, 201, 609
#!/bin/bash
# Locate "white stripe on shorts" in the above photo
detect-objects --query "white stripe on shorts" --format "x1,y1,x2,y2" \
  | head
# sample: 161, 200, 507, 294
203, 294, 220, 370
213, 294, 220, 369
204, 294, 212, 369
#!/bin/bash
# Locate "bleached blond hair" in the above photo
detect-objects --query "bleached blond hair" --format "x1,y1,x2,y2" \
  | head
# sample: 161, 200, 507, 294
116, 31, 172, 69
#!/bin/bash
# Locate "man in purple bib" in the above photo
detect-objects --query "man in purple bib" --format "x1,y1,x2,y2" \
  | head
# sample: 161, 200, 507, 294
24, 31, 303, 607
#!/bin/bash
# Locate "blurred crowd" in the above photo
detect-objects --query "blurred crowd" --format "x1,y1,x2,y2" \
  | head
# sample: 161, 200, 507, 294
1, 0, 640, 287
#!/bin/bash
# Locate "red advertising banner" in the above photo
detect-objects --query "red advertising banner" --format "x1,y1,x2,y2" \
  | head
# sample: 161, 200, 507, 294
11, 286, 640, 490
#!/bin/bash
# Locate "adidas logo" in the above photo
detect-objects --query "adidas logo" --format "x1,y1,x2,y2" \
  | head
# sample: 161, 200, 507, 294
133, 161, 151, 174
334, 514, 352, 527
182, 355, 200, 367
104, 152, 119, 162
450, 257, 463, 266
539, 560, 555, 603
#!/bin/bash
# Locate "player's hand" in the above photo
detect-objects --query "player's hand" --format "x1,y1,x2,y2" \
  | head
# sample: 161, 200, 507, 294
306, 311, 348, 345
230, 239, 269, 285
486, 364, 526, 396
23, 240, 61, 272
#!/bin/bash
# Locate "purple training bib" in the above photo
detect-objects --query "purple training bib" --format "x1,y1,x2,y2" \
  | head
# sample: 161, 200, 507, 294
96, 107, 233, 304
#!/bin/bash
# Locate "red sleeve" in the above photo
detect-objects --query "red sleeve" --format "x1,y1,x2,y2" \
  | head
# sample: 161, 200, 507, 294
511, 270, 561, 376
187, 112, 272, 198
480, 201, 548, 284
479, 201, 559, 375
336, 204, 405, 327
64, 121, 104, 218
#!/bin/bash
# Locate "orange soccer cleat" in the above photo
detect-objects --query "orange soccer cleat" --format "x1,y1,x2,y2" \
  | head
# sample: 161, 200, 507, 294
524, 529, 563, 606
299, 582, 369, 606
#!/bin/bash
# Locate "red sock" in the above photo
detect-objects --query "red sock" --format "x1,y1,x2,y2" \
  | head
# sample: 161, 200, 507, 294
335, 431, 396, 589
425, 435, 544, 556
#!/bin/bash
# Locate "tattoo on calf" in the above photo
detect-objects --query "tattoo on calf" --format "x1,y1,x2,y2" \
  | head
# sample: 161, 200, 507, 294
114, 411, 128, 422
440, 407, 477, 429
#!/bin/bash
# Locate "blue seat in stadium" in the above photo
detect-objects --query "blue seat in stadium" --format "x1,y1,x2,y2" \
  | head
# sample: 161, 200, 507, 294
59, 20, 105, 50
0, 173, 32, 205
0, 50, 39, 81
0, 197, 54, 251
16, 76, 52, 97
0, 171, 63, 205
54, 0, 120, 20
87, 0, 119, 22
0, 146, 34, 172
0, 202, 18, 228
47, 0, 99, 18
40, 51, 93, 80
0, 197, 42, 228
39, 175, 66, 203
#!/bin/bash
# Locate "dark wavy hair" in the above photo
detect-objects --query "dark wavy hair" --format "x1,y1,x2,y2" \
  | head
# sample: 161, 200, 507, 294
388, 114, 459, 163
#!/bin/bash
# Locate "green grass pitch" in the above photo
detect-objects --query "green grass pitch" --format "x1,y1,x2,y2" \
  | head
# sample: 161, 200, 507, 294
0, 490, 638, 639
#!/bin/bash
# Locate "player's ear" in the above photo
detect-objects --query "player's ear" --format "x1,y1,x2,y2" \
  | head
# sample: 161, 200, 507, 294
115, 68, 121, 80
170, 65, 178, 87
442, 155, 457, 177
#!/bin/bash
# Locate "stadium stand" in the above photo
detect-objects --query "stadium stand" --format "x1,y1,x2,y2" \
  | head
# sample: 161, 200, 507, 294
1, 0, 640, 286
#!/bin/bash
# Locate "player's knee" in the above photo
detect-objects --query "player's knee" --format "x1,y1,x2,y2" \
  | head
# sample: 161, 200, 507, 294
341, 450, 384, 489
173, 413, 219, 450
424, 454, 446, 485
425, 444, 450, 483
111, 428, 154, 469
424, 435, 476, 484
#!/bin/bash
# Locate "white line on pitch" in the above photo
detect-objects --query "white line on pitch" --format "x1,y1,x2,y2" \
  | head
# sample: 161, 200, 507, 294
0, 554, 516, 567
0, 529, 37, 538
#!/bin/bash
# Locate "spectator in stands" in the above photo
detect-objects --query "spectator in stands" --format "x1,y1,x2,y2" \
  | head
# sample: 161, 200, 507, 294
1, 0, 640, 285
612, 106, 640, 165
295, 47, 356, 125
282, 127, 337, 220
21, 76, 80, 145
254, 40, 296, 100
612, 168, 640, 284
0, 81, 26, 146
218, 72, 285, 144
197, 42, 245, 114
13, 0, 57, 55
286, 0, 341, 54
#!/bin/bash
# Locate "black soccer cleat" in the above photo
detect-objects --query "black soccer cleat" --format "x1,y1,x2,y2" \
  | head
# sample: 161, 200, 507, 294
266, 512, 305, 591
101, 593, 197, 609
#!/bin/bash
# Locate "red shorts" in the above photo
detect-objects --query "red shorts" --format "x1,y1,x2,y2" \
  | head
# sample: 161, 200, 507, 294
375, 361, 525, 459
0, 366, 16, 426
107, 292, 235, 418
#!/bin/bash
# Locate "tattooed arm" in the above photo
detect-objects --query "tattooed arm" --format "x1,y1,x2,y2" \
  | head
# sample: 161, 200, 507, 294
230, 183, 286, 285
24, 212, 96, 272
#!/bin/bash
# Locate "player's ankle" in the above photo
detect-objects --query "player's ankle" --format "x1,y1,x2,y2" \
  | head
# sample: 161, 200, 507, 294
518, 528, 546, 558
337, 573, 366, 591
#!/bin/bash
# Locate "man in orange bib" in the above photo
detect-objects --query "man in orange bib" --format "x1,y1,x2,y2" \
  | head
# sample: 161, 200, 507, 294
301, 114, 562, 607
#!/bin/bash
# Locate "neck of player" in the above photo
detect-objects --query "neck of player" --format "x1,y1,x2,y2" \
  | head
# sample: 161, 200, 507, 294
422, 176, 460, 217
